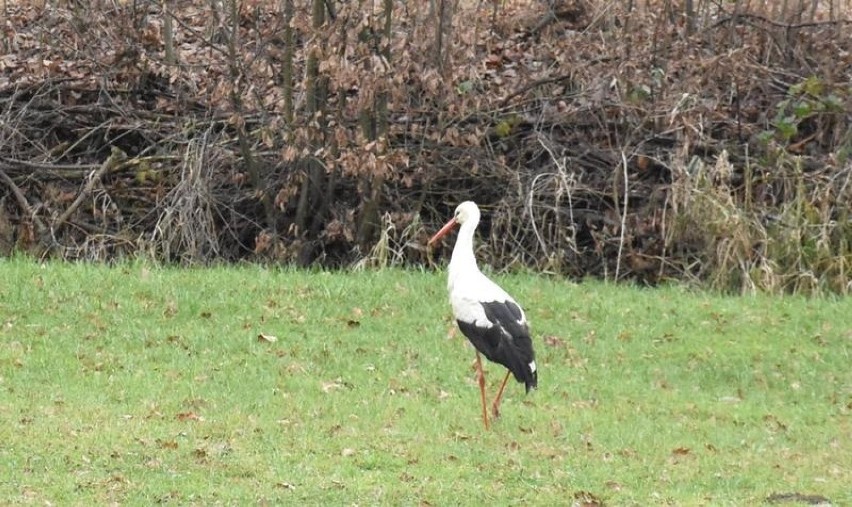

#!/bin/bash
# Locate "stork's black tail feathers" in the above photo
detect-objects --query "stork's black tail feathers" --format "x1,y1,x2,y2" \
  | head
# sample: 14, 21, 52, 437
525, 367, 538, 393
513, 357, 537, 393
491, 340, 537, 393
505, 334, 537, 393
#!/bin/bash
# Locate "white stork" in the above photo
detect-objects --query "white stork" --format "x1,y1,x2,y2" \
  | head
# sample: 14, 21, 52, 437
428, 201, 537, 430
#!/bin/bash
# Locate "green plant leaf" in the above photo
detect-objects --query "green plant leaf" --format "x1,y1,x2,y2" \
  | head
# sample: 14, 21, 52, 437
456, 80, 474, 94
801, 75, 824, 97
775, 117, 798, 140
823, 94, 844, 112
792, 100, 812, 119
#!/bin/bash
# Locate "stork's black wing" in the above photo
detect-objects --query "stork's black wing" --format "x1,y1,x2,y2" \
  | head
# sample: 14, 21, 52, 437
456, 300, 537, 392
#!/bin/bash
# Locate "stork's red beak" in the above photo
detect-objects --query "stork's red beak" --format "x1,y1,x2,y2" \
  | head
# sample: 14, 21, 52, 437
428, 217, 458, 246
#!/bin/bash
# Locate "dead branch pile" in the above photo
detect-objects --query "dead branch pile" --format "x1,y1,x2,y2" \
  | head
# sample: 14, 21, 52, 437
1, 0, 850, 293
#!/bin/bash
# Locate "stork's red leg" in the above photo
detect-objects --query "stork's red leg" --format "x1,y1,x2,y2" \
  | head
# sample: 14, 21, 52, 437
475, 351, 490, 430
491, 370, 512, 418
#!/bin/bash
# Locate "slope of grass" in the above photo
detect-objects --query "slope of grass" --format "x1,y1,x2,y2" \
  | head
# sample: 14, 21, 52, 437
0, 259, 849, 505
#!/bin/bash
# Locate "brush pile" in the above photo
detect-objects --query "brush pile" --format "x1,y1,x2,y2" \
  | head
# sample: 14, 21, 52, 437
1, 0, 850, 293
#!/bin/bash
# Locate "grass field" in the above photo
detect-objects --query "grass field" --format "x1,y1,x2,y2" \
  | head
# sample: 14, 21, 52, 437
0, 259, 849, 505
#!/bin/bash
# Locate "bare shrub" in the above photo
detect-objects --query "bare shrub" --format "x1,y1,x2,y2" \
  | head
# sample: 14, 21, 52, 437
146, 133, 221, 264
667, 149, 851, 294
1, 0, 850, 293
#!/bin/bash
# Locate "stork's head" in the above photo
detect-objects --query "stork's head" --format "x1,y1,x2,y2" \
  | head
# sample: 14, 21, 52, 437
452, 201, 481, 225
428, 201, 481, 245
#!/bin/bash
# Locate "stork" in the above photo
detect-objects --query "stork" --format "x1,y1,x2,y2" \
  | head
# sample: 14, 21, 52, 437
428, 201, 537, 430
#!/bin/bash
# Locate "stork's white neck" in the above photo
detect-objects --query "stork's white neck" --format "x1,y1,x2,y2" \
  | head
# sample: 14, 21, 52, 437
448, 214, 481, 282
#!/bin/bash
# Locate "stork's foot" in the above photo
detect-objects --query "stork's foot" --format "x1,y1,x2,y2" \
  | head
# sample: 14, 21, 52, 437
490, 371, 511, 420
475, 352, 490, 431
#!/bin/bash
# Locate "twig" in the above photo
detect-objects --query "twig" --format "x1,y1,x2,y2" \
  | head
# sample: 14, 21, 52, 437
0, 157, 100, 171
52, 147, 127, 235
0, 170, 33, 217
537, 134, 579, 256
161, 3, 230, 60
710, 12, 852, 31
615, 150, 629, 282
527, 171, 550, 258
0, 168, 47, 234
500, 74, 573, 108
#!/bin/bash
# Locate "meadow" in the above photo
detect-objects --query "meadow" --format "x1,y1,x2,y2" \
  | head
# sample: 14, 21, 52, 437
0, 259, 849, 505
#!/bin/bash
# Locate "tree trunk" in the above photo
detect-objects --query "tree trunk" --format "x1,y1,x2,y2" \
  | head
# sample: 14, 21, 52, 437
295, 0, 328, 235
225, 0, 276, 232
356, 0, 394, 250
433, 0, 454, 72
281, 0, 295, 124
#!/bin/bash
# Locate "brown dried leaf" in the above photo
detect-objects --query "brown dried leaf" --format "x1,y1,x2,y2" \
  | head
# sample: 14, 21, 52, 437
544, 335, 565, 347
572, 490, 604, 507
257, 333, 278, 343
176, 411, 203, 422
157, 439, 178, 449
322, 379, 346, 393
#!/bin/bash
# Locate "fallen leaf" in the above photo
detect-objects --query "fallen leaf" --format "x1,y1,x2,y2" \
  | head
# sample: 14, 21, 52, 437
544, 335, 565, 347
672, 447, 690, 456
157, 439, 178, 449
257, 333, 278, 343
163, 300, 178, 318
572, 490, 605, 507
765, 492, 831, 504
618, 448, 637, 458
322, 379, 347, 392
718, 396, 741, 403
763, 414, 788, 432
176, 411, 203, 422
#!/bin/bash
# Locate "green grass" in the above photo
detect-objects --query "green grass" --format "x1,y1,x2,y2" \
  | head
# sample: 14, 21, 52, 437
0, 259, 849, 505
